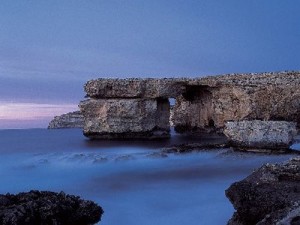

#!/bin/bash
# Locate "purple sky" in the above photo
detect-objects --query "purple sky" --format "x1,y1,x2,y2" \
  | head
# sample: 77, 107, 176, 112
1, 1, 300, 128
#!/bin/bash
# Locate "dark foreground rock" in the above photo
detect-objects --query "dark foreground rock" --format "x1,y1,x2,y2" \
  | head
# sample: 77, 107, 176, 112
226, 157, 300, 225
0, 190, 103, 225
48, 111, 84, 129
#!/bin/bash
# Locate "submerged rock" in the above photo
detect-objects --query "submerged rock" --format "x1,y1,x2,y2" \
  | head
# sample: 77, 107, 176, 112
162, 142, 229, 153
224, 120, 297, 151
226, 157, 300, 225
48, 111, 84, 129
0, 190, 103, 225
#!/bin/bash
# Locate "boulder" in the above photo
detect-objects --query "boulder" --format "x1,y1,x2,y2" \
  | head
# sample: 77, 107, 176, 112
224, 120, 297, 150
226, 157, 300, 225
79, 98, 170, 139
48, 111, 84, 129
0, 190, 103, 225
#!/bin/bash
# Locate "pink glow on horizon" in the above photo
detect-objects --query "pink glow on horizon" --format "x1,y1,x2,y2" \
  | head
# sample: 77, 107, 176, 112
0, 102, 78, 129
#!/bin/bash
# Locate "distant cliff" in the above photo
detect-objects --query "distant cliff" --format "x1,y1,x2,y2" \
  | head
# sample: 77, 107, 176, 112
48, 111, 84, 129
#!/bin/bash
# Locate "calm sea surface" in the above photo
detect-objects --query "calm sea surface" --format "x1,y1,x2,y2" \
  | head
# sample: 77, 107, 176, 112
0, 129, 298, 225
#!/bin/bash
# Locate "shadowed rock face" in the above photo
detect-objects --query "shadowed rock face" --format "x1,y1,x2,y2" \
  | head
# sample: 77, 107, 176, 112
226, 157, 300, 225
80, 71, 300, 139
48, 111, 84, 129
173, 71, 300, 132
224, 120, 297, 150
0, 190, 103, 225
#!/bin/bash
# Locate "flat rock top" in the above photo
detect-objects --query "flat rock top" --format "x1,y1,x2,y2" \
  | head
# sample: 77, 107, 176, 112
84, 71, 300, 98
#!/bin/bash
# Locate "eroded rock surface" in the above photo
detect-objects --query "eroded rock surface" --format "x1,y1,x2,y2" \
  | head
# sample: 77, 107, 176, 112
0, 190, 103, 225
226, 157, 300, 225
173, 71, 300, 132
48, 111, 84, 129
79, 98, 170, 139
81, 71, 300, 139
84, 78, 186, 99
224, 120, 297, 150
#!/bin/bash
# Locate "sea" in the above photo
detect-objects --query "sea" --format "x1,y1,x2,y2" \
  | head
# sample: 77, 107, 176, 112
0, 128, 299, 225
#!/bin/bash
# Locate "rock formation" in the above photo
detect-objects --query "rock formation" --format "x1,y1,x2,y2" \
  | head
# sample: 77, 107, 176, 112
224, 120, 297, 151
0, 190, 103, 225
173, 71, 300, 133
79, 98, 170, 139
48, 111, 84, 129
80, 71, 300, 139
226, 157, 300, 225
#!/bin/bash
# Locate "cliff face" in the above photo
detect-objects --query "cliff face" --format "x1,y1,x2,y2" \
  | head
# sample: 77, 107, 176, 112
48, 111, 84, 129
173, 71, 300, 132
80, 71, 300, 139
79, 99, 169, 139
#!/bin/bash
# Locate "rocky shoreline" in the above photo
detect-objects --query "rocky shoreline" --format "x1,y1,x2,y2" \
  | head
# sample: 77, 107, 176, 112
0, 190, 103, 225
45, 71, 300, 224
226, 157, 300, 225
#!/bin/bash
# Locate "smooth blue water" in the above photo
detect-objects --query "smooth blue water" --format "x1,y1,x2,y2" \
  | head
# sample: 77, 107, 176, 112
0, 129, 298, 225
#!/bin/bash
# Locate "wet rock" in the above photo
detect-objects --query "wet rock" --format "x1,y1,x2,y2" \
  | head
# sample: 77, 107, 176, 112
224, 120, 297, 150
0, 190, 103, 225
92, 157, 108, 164
226, 157, 300, 225
146, 152, 168, 158
79, 98, 170, 139
48, 111, 84, 129
162, 142, 229, 153
114, 155, 135, 161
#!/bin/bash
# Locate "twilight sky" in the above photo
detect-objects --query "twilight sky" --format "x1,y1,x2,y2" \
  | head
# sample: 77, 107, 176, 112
0, 0, 300, 128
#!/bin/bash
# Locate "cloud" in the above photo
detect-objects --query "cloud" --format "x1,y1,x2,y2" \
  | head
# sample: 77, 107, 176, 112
0, 102, 78, 120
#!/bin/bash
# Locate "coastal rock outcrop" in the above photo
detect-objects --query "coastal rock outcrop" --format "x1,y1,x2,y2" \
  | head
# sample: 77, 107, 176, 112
80, 71, 300, 139
79, 98, 170, 139
226, 157, 300, 225
224, 120, 297, 150
48, 111, 84, 129
0, 190, 103, 225
173, 71, 300, 133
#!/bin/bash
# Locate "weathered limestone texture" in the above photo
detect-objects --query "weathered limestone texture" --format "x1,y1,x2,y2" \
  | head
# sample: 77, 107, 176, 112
79, 98, 170, 139
224, 120, 297, 150
173, 71, 300, 132
81, 71, 300, 139
84, 78, 186, 99
48, 111, 84, 129
226, 157, 300, 225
